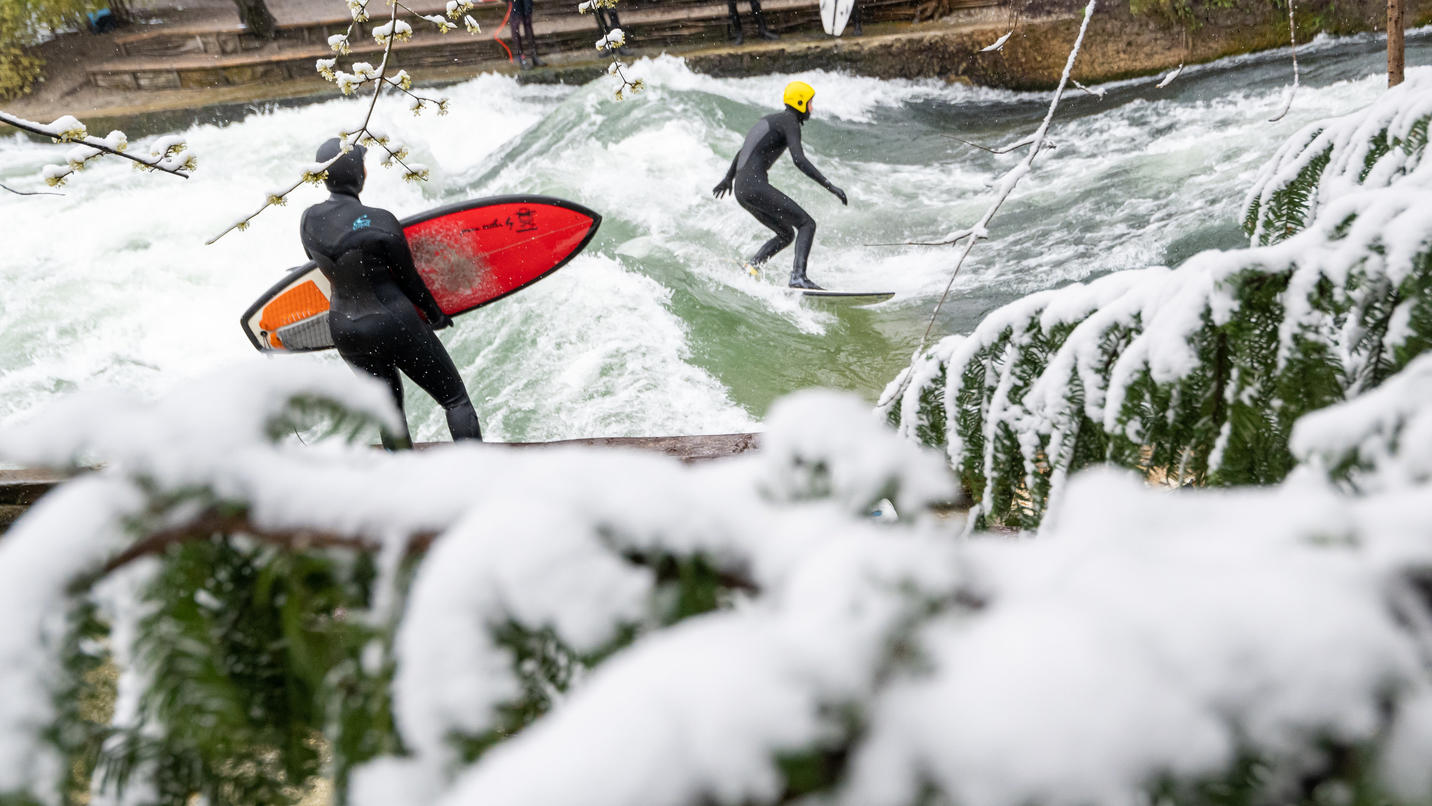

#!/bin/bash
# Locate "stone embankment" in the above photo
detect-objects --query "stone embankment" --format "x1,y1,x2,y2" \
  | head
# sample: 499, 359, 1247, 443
676, 0, 1432, 87
5, 0, 1427, 125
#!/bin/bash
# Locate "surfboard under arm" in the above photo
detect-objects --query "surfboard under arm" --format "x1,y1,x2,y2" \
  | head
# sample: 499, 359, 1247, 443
240, 195, 602, 353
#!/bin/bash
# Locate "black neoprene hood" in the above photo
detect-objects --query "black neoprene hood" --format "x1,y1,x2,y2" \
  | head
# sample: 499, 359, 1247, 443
316, 138, 367, 196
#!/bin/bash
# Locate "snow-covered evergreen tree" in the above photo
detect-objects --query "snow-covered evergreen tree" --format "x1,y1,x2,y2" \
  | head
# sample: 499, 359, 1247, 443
882, 72, 1432, 531
0, 362, 1430, 806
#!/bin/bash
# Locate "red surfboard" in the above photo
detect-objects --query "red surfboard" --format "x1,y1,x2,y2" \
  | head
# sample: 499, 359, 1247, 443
240, 195, 602, 352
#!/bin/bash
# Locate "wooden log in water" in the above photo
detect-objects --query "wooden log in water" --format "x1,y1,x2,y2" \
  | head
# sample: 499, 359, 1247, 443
420, 432, 761, 463
0, 434, 761, 532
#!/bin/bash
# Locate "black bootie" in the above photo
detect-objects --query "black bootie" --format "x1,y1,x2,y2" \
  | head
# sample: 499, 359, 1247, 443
727, 0, 744, 44
789, 272, 822, 290
751, 0, 779, 39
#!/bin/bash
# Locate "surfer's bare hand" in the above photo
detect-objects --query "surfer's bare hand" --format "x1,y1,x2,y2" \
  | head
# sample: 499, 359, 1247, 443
713, 180, 732, 199
832, 186, 848, 206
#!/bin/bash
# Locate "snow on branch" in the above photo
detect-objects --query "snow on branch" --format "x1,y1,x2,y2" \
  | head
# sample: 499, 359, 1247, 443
1290, 352, 1432, 492
1155, 62, 1183, 88
423, 468, 1432, 806
1244, 69, 1432, 246
3, 361, 1432, 805
0, 364, 962, 803
595, 27, 625, 51
882, 74, 1432, 531
0, 111, 193, 191
978, 30, 1012, 52
583, 0, 643, 99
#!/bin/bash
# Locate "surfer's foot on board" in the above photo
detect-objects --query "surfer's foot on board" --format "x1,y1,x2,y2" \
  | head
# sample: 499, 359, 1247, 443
789, 274, 823, 290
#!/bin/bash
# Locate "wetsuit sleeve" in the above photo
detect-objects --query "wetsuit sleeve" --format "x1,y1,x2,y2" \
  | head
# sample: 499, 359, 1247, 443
373, 209, 445, 322
720, 152, 739, 184
782, 116, 837, 192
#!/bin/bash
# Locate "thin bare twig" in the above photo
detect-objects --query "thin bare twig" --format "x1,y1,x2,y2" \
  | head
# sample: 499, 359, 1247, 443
587, 0, 642, 97
206, 3, 407, 245
1, 181, 62, 196
944, 133, 1054, 155
1268, 0, 1300, 122
869, 228, 984, 248
880, 0, 1099, 409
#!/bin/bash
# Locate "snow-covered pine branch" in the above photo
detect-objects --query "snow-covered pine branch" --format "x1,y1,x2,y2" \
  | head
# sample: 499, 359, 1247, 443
0, 111, 193, 191
0, 362, 956, 803
1244, 72, 1432, 245
1290, 352, 1432, 492
1, 363, 1430, 805
881, 70, 1432, 531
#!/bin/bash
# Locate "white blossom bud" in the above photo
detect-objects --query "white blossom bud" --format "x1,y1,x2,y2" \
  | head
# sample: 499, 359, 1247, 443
41, 164, 71, 186
372, 19, 413, 43
46, 115, 87, 142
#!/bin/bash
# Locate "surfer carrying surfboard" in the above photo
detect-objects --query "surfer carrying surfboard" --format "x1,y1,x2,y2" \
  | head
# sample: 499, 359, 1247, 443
299, 138, 484, 449
712, 81, 847, 290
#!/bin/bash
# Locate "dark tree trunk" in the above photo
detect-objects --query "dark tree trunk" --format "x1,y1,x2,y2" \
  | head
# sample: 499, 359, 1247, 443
233, 0, 279, 38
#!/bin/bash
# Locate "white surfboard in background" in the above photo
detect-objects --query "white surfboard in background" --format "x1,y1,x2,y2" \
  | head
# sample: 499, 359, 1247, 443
819, 0, 855, 36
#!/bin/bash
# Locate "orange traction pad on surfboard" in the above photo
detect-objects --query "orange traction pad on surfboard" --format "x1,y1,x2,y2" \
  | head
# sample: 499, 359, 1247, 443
258, 280, 330, 349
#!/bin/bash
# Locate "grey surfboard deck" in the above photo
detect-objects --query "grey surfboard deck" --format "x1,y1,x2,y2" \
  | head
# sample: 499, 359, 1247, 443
800, 289, 895, 302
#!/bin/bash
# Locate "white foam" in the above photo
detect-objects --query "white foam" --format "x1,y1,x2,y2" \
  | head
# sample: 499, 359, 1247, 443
0, 40, 1418, 441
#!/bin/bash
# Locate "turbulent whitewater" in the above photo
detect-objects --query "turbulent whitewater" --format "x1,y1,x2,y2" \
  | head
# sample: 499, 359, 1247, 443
0, 34, 1425, 442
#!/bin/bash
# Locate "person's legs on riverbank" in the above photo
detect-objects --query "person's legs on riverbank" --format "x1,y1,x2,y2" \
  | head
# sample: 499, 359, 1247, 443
726, 0, 778, 45
508, 0, 541, 67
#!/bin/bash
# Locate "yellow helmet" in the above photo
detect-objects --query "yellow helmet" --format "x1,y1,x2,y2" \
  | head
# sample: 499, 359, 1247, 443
783, 81, 815, 114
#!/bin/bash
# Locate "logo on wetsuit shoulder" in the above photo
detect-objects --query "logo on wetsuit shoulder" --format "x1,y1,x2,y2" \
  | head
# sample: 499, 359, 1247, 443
352, 214, 372, 231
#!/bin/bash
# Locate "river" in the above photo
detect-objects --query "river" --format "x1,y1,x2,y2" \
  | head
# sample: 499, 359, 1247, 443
1, 31, 1427, 442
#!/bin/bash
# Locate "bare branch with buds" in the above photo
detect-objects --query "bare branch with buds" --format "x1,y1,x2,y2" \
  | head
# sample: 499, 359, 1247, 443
0, 111, 194, 192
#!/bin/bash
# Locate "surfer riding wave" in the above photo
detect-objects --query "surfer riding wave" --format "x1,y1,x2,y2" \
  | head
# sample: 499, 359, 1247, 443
713, 80, 847, 290
300, 138, 483, 449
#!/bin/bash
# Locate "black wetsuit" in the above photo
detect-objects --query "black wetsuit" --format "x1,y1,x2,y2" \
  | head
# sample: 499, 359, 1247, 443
300, 138, 483, 448
714, 106, 846, 288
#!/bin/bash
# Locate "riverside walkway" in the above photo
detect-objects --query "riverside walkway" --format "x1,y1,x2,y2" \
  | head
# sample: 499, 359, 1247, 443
3, 0, 1007, 121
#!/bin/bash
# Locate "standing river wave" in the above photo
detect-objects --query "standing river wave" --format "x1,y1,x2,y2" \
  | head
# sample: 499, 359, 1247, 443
2, 33, 1428, 443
